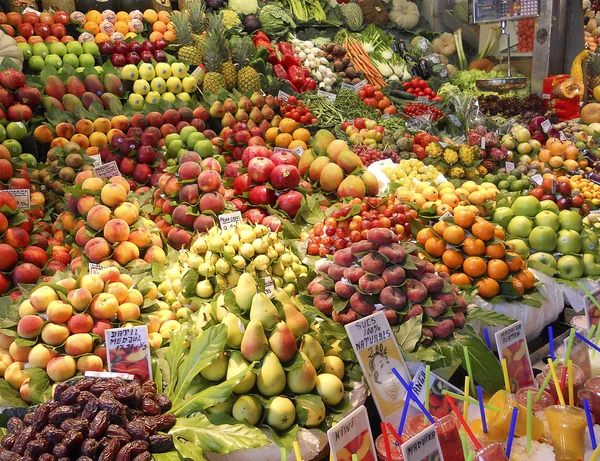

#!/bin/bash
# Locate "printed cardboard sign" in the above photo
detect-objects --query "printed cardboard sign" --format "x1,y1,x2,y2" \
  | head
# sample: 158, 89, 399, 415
218, 211, 243, 231
495, 321, 534, 391
7, 189, 30, 209
327, 406, 377, 461
411, 365, 464, 418
94, 161, 121, 179
89, 154, 102, 167
401, 425, 444, 461
505, 162, 515, 173
345, 311, 411, 427
278, 90, 290, 102
531, 174, 543, 186
105, 325, 152, 382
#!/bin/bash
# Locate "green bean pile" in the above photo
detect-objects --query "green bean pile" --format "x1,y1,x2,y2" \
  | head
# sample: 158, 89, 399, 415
303, 94, 344, 128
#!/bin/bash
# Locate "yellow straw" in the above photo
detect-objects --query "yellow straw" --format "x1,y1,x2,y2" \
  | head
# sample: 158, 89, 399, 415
502, 359, 511, 393
463, 376, 470, 421
591, 444, 600, 461
548, 358, 565, 405
329, 423, 336, 461
568, 359, 574, 406
293, 441, 302, 461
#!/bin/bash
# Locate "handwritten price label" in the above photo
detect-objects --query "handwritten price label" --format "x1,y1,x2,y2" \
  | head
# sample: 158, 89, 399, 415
417, 96, 429, 103
278, 90, 290, 102
88, 263, 104, 275
263, 277, 275, 297
317, 90, 337, 103
218, 211, 243, 231
89, 154, 102, 167
541, 119, 552, 133
7, 189, 30, 209
94, 161, 121, 179
531, 174, 543, 185
505, 162, 515, 173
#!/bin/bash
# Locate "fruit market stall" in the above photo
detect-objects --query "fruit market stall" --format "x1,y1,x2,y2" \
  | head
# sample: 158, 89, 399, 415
1, 0, 600, 460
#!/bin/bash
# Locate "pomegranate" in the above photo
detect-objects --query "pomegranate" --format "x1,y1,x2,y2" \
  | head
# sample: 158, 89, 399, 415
247, 157, 275, 183
270, 164, 300, 190
277, 190, 304, 217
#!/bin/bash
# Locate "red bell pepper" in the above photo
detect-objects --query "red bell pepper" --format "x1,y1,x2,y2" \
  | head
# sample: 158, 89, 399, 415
277, 42, 294, 57
300, 78, 317, 92
280, 54, 300, 68
287, 65, 305, 90
253, 31, 270, 46
273, 64, 289, 81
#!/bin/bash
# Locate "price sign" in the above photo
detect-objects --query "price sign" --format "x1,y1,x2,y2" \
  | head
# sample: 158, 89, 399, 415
218, 211, 243, 231
541, 119, 553, 133
401, 425, 444, 461
23, 7, 40, 14
7, 189, 30, 209
89, 154, 102, 167
84, 371, 134, 380
495, 321, 535, 390
345, 311, 411, 427
88, 263, 104, 275
505, 162, 515, 173
273, 146, 304, 156
455, 135, 467, 144
278, 90, 290, 102
564, 332, 592, 379
317, 89, 337, 103
354, 80, 367, 91
327, 406, 377, 461
191, 66, 204, 82
480, 137, 486, 149
341, 82, 357, 92
584, 288, 600, 311
531, 174, 543, 186
559, 132, 567, 141
263, 277, 275, 297
381, 113, 391, 119
449, 115, 461, 126
105, 325, 152, 382
417, 96, 429, 103
439, 211, 453, 220
94, 161, 121, 179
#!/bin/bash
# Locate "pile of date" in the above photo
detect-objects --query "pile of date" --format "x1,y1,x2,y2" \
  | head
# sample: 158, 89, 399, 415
0, 378, 176, 461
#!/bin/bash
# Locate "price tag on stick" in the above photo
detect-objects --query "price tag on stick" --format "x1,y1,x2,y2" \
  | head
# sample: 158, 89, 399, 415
7, 189, 30, 209
218, 211, 242, 231
495, 321, 535, 390
105, 325, 152, 383
401, 425, 445, 461
94, 161, 121, 179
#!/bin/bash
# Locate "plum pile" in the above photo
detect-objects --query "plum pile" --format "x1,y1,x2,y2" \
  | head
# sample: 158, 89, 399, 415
306, 228, 467, 343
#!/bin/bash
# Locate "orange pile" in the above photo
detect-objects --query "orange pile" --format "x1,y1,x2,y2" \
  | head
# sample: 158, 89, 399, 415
417, 209, 536, 299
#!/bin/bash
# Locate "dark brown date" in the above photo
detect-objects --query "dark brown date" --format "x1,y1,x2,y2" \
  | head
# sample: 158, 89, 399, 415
42, 427, 66, 445
113, 385, 136, 404
81, 399, 99, 421
33, 404, 54, 432
90, 381, 116, 396
141, 382, 156, 394
148, 434, 174, 453
59, 387, 80, 405
141, 398, 160, 416
98, 395, 124, 416
1, 434, 16, 450
63, 431, 83, 451
0, 451, 22, 461
132, 452, 151, 461
49, 406, 78, 425
39, 453, 56, 461
26, 439, 51, 456
76, 391, 96, 405
52, 383, 69, 401
125, 408, 143, 421
98, 438, 120, 461
53, 444, 68, 459
6, 417, 24, 434
106, 425, 131, 445
13, 426, 36, 455
89, 411, 109, 439
76, 457, 93, 461
73, 379, 95, 392
80, 439, 98, 458
58, 457, 70, 461
115, 441, 149, 461
22, 455, 34, 461
154, 394, 171, 413
125, 420, 148, 441
23, 413, 35, 426
60, 417, 88, 435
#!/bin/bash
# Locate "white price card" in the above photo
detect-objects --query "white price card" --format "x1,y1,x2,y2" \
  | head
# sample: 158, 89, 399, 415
495, 321, 534, 391
105, 325, 152, 382
89, 154, 102, 167
354, 80, 368, 91
564, 331, 592, 380
531, 174, 543, 186
410, 365, 464, 417
7, 189, 30, 209
417, 96, 429, 103
341, 82, 357, 92
541, 119, 553, 133
277, 90, 290, 102
263, 277, 275, 297
191, 66, 204, 82
345, 311, 411, 427
449, 115, 461, 126
381, 113, 391, 119
439, 211, 453, 220
84, 371, 135, 380
88, 263, 104, 275
327, 406, 377, 461
273, 146, 304, 156
94, 161, 121, 179
401, 425, 444, 461
480, 137, 486, 149
218, 211, 243, 231
317, 89, 337, 103
559, 131, 567, 141
23, 7, 40, 14
505, 162, 515, 173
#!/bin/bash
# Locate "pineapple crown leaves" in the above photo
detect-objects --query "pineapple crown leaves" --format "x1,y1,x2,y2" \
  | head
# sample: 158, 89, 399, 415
171, 10, 193, 46
203, 11, 231, 67
186, 0, 206, 34
231, 36, 256, 68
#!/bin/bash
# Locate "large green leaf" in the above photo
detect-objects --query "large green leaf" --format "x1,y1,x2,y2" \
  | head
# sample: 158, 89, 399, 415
394, 315, 422, 353
0, 380, 27, 407
170, 414, 270, 455
24, 367, 51, 405
466, 307, 515, 327
270, 424, 299, 452
164, 327, 187, 397
153, 452, 183, 461
173, 436, 208, 461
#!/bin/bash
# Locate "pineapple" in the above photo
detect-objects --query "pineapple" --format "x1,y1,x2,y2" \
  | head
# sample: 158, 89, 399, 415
221, 61, 237, 90
588, 53, 600, 92
202, 13, 228, 94
187, 0, 206, 53
171, 11, 202, 66
233, 36, 261, 94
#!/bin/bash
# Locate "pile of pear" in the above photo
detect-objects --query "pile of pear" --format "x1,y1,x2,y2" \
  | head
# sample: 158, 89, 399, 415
195, 272, 348, 432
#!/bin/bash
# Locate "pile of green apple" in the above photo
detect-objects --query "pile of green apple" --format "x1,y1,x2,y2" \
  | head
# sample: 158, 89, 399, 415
493, 195, 600, 280
121, 61, 198, 110
500, 124, 542, 159
483, 169, 534, 193
19, 40, 100, 72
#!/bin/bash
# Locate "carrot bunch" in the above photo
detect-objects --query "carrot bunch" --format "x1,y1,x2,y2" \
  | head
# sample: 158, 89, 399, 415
344, 38, 386, 88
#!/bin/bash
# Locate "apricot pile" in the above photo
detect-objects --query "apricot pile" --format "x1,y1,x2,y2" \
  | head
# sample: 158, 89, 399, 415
417, 209, 536, 299
307, 228, 467, 343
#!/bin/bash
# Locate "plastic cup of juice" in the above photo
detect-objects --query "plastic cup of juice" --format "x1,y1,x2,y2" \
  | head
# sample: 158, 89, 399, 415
515, 385, 555, 412
404, 415, 463, 460
475, 442, 509, 461
469, 418, 507, 444
544, 405, 586, 461
535, 362, 585, 406
486, 390, 543, 440
578, 376, 600, 421
375, 433, 404, 461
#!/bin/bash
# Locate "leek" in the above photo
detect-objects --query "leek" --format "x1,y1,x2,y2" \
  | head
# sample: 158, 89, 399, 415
477, 26, 500, 60
454, 29, 468, 71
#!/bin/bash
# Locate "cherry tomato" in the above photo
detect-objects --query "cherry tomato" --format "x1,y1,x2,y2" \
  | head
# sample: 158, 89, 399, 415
424, 88, 433, 95
364, 85, 375, 97
402, 82, 410, 88
359, 90, 366, 99
410, 77, 420, 87
417, 91, 425, 96
291, 112, 301, 122
374, 91, 384, 101
288, 96, 297, 104
419, 81, 428, 89
407, 87, 414, 93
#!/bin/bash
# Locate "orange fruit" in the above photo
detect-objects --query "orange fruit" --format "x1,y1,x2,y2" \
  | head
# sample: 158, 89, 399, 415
454, 209, 477, 229
487, 259, 509, 281
116, 11, 130, 22
471, 219, 495, 241
485, 243, 506, 259
83, 21, 99, 34
463, 237, 486, 256
564, 144, 579, 160
515, 269, 535, 290
463, 256, 487, 278
265, 127, 280, 143
94, 32, 110, 44
451, 273, 471, 286
443, 225, 466, 245
85, 9, 102, 24
442, 249, 464, 269
512, 277, 525, 295
143, 9, 158, 23
293, 128, 311, 142
163, 30, 176, 42
424, 237, 447, 258
157, 10, 170, 23
539, 149, 551, 163
152, 21, 167, 33
433, 220, 449, 236
506, 252, 524, 272
434, 263, 450, 274
476, 278, 500, 298
288, 140, 307, 151
416, 228, 435, 246
114, 21, 128, 34
494, 226, 506, 240
279, 118, 297, 134
275, 133, 293, 148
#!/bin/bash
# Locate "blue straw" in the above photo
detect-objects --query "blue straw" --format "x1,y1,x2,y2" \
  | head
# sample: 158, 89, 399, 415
505, 407, 519, 459
585, 398, 597, 450
392, 368, 435, 424
549, 326, 555, 361
575, 331, 600, 353
398, 381, 415, 438
476, 386, 487, 434
484, 328, 492, 350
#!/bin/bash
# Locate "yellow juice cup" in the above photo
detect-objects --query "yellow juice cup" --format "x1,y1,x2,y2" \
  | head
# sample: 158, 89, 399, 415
486, 390, 543, 440
469, 418, 506, 444
544, 405, 586, 461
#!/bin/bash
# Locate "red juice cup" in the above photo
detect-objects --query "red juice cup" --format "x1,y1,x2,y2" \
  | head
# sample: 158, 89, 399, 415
515, 385, 555, 412
577, 376, 600, 421
375, 433, 404, 461
535, 362, 585, 406
404, 415, 463, 461
475, 442, 509, 461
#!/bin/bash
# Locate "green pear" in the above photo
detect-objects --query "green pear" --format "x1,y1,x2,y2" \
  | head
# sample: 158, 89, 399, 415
322, 355, 345, 380
282, 303, 309, 339
582, 229, 599, 252
257, 351, 286, 396
300, 334, 324, 370
194, 304, 213, 332
295, 396, 326, 428
583, 253, 600, 277
222, 312, 244, 348
206, 396, 235, 415
200, 351, 229, 381
266, 396, 296, 431
232, 395, 262, 426
315, 373, 344, 405
287, 352, 316, 394
214, 293, 229, 321
249, 293, 279, 330
269, 321, 298, 362
227, 351, 256, 394
240, 319, 268, 361
235, 272, 257, 310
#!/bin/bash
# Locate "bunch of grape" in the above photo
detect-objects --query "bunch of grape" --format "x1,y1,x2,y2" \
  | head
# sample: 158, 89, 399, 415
302, 196, 419, 257
353, 145, 401, 166
382, 159, 440, 187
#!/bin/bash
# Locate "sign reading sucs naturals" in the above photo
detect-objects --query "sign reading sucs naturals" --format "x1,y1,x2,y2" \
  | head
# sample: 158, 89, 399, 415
105, 325, 152, 382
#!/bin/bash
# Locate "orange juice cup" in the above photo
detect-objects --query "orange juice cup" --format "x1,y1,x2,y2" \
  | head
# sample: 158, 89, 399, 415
486, 390, 543, 440
544, 405, 586, 461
